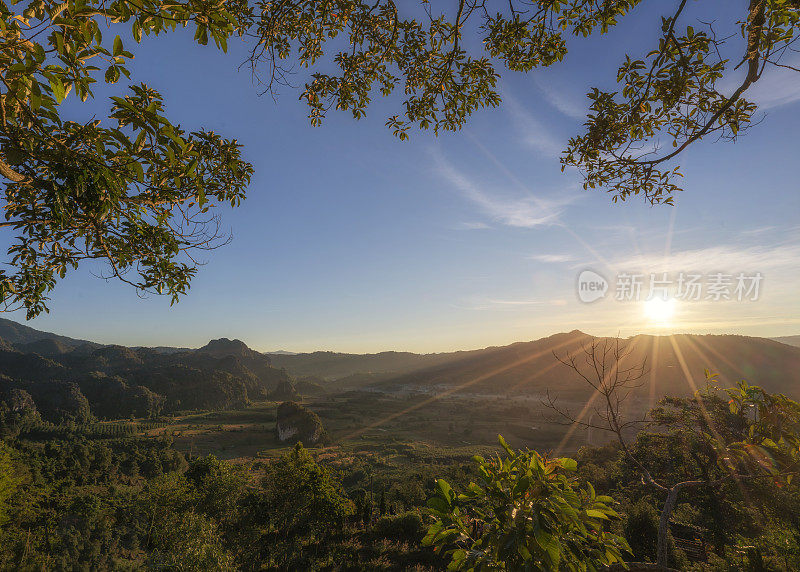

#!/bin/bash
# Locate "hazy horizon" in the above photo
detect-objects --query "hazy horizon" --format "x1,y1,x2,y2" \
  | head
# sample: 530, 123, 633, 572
3, 315, 798, 356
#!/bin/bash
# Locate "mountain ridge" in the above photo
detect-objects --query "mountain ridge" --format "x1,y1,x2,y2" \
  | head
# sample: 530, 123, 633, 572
365, 331, 800, 401
1, 317, 798, 406
0, 317, 100, 349
0, 327, 290, 422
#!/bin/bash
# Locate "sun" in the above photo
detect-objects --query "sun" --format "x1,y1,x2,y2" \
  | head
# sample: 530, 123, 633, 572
643, 297, 677, 326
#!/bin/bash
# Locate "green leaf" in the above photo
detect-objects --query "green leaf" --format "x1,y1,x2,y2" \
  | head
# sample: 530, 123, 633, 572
559, 458, 578, 472
49, 76, 66, 103
498, 434, 513, 456
105, 66, 120, 84
436, 479, 453, 505
426, 496, 449, 514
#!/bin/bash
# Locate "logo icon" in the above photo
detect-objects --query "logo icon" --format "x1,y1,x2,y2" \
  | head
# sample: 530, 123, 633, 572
577, 270, 608, 303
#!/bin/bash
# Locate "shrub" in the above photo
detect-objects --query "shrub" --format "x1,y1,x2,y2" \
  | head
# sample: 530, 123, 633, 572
373, 511, 425, 542
425, 436, 630, 570
624, 499, 659, 562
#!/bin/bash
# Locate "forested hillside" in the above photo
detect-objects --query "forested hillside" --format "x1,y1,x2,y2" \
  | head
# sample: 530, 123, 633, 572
3, 319, 798, 427
0, 336, 291, 422
371, 331, 800, 400
0, 317, 99, 349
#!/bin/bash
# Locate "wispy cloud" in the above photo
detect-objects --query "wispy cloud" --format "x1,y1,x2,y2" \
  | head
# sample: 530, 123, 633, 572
454, 296, 542, 311
741, 225, 777, 236
454, 221, 491, 230
717, 57, 800, 111
533, 77, 587, 120
748, 60, 800, 110
503, 91, 564, 158
528, 253, 576, 263
433, 151, 575, 228
456, 295, 571, 311
610, 242, 800, 273
486, 298, 544, 307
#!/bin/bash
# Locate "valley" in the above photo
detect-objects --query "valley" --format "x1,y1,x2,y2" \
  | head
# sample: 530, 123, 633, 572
2, 317, 797, 462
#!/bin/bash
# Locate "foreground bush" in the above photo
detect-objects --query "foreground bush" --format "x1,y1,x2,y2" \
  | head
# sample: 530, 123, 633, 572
424, 436, 630, 570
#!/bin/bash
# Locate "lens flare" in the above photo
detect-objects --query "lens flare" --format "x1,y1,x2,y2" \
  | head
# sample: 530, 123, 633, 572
643, 297, 676, 326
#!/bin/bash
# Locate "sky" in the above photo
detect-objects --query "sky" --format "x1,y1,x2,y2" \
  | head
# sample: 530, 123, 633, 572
4, 1, 799, 353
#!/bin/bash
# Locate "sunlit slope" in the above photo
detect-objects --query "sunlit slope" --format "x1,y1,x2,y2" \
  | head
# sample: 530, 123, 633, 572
370, 331, 800, 399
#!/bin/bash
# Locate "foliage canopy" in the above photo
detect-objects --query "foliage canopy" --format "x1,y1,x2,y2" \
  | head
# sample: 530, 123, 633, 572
424, 435, 630, 571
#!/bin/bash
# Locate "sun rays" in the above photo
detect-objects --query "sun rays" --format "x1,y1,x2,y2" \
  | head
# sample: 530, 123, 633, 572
337, 332, 585, 443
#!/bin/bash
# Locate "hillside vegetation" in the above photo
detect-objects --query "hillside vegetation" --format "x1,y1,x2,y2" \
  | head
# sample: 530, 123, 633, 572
0, 336, 291, 422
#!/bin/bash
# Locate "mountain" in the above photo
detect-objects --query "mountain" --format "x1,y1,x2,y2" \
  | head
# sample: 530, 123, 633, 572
269, 378, 300, 401
135, 346, 195, 354
773, 335, 800, 348
368, 331, 800, 401
1, 315, 797, 424
0, 317, 202, 354
16, 338, 72, 356
0, 332, 290, 422
0, 317, 99, 349
198, 338, 261, 360
276, 401, 328, 444
269, 333, 800, 400
267, 349, 478, 380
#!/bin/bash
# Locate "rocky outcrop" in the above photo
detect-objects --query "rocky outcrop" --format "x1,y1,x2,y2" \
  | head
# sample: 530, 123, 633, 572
197, 338, 262, 360
276, 401, 327, 445
2, 387, 37, 413
13, 380, 92, 423
269, 379, 299, 401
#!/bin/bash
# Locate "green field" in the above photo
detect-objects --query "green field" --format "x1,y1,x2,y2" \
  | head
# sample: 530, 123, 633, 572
133, 390, 612, 464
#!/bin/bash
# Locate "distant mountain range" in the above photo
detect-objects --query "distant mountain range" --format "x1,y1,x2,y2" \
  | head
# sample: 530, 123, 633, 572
364, 331, 800, 401
267, 349, 476, 380
0, 317, 798, 422
270, 332, 800, 395
772, 335, 800, 348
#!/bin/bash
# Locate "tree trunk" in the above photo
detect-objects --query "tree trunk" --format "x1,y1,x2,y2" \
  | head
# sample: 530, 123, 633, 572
656, 485, 680, 568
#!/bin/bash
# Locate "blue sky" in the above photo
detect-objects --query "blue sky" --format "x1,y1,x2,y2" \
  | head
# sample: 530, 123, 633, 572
5, 1, 800, 352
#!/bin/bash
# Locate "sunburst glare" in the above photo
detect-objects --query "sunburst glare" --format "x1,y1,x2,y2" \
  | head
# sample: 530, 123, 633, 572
643, 297, 677, 326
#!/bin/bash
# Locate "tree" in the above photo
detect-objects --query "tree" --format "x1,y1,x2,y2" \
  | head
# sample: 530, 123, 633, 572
424, 435, 630, 571
260, 443, 353, 538
146, 510, 235, 571
251, 0, 799, 205
623, 500, 660, 563
0, 0, 253, 317
4, 1, 799, 313
0, 443, 17, 526
546, 337, 800, 568
185, 454, 250, 531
